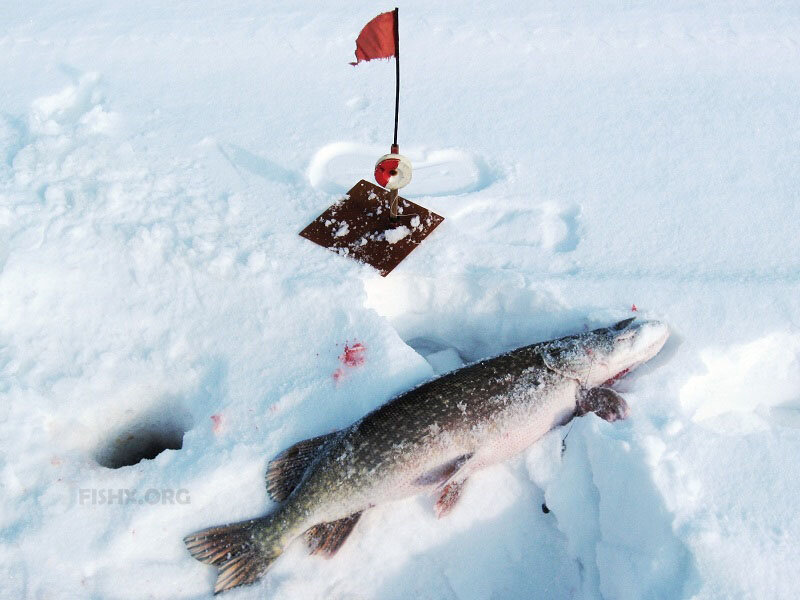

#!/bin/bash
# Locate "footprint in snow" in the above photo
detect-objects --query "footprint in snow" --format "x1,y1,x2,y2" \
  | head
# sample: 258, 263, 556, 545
307, 141, 496, 198
28, 71, 118, 137
450, 202, 581, 253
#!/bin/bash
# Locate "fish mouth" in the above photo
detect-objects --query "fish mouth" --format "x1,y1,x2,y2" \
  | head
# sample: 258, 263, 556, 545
603, 321, 670, 387
602, 366, 635, 387
634, 320, 670, 358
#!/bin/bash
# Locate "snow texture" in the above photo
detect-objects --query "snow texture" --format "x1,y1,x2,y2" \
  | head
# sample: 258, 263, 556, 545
384, 225, 411, 244
1, 1, 799, 599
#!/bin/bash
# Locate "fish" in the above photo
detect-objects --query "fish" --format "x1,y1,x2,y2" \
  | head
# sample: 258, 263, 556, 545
184, 317, 669, 594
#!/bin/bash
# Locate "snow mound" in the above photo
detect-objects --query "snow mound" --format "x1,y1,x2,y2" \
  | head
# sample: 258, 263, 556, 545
681, 332, 800, 421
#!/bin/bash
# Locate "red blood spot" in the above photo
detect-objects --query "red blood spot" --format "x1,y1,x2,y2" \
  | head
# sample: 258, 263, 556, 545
332, 341, 367, 382
340, 342, 366, 367
210, 414, 222, 432
631, 304, 638, 312
602, 367, 631, 387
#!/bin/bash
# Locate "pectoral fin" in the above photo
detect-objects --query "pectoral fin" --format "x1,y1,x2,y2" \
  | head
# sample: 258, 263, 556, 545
266, 431, 339, 502
304, 512, 363, 557
435, 479, 467, 518
577, 387, 629, 422
412, 453, 472, 487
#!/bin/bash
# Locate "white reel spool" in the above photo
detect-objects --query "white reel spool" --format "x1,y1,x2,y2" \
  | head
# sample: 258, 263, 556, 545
374, 153, 412, 190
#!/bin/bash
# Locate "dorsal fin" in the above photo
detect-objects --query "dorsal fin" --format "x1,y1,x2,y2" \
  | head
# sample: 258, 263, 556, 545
304, 511, 363, 557
265, 431, 338, 502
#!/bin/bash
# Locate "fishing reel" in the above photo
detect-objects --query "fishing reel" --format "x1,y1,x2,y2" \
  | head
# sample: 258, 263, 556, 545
374, 147, 412, 221
374, 152, 412, 191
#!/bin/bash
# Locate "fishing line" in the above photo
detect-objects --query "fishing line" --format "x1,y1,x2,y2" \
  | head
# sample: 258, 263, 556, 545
561, 420, 575, 455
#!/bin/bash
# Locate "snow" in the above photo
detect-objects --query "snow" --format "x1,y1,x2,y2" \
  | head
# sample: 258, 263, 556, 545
384, 225, 411, 244
1, 1, 799, 599
334, 221, 350, 238
308, 142, 489, 197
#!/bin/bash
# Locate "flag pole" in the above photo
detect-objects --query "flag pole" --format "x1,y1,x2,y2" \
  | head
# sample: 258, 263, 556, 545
391, 7, 400, 154
389, 7, 400, 220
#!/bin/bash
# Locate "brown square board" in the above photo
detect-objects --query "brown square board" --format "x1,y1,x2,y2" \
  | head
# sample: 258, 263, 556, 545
299, 180, 444, 276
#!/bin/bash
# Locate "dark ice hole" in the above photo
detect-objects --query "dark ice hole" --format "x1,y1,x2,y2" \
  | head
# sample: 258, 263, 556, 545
95, 404, 192, 469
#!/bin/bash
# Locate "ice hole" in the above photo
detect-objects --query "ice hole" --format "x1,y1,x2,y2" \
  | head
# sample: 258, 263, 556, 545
94, 402, 193, 469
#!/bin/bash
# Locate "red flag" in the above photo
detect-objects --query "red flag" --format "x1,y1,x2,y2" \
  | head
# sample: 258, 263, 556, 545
351, 10, 397, 65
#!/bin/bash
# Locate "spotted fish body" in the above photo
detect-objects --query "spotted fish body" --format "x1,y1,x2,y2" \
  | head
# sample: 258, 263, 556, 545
185, 318, 669, 594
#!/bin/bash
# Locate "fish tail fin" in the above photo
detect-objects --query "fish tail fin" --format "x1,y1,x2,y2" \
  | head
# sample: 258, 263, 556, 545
184, 516, 282, 595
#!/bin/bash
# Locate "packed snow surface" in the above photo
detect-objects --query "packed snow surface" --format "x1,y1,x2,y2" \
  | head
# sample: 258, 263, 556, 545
1, 1, 799, 599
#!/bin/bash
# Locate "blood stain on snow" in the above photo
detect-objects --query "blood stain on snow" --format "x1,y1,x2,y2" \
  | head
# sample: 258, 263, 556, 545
341, 342, 366, 367
210, 414, 222, 432
332, 341, 367, 382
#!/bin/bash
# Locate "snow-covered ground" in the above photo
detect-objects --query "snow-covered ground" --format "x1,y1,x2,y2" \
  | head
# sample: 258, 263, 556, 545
2, 1, 799, 598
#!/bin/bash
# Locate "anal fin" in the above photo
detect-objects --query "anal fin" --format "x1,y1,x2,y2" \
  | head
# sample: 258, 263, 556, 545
304, 512, 363, 557
435, 479, 467, 519
266, 430, 339, 502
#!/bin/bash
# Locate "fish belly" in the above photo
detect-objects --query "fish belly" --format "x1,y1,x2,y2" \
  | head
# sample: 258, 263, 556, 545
467, 378, 578, 474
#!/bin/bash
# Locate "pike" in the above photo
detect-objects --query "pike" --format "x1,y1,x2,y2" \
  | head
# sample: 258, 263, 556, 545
184, 317, 669, 594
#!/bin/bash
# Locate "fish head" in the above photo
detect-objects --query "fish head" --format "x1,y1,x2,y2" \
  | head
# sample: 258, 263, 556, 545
541, 318, 669, 388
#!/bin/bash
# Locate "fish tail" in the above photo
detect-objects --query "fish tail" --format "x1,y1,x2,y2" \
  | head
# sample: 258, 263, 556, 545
184, 515, 283, 594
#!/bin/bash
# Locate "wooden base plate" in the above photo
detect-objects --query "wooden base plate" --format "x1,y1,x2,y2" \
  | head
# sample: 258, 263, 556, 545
299, 180, 444, 276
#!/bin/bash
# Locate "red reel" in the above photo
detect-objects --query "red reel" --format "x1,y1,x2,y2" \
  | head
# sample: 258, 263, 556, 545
374, 153, 412, 190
